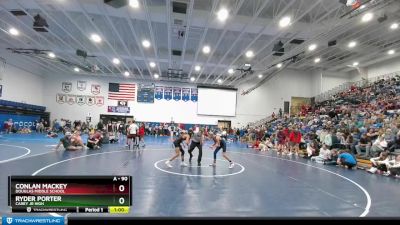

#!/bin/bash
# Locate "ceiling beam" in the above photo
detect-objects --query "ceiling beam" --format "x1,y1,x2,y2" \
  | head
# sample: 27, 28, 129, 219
77, 0, 130, 77
32, 0, 110, 75
202, 0, 271, 84
228, 0, 326, 86
143, 0, 162, 80
52, 2, 120, 77
197, 0, 246, 83
178, 0, 194, 72
100, 3, 144, 78
207, 0, 298, 85
185, 0, 220, 82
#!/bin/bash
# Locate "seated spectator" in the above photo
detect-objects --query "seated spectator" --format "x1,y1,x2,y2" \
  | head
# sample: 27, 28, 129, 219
370, 134, 387, 157
366, 128, 379, 143
259, 138, 273, 152
4, 119, 13, 134
325, 149, 339, 165
54, 132, 82, 151
109, 132, 118, 144
248, 138, 261, 150
324, 130, 333, 149
87, 131, 103, 150
367, 151, 389, 174
311, 144, 331, 164
337, 150, 357, 169
355, 133, 371, 157
383, 155, 400, 177
345, 133, 355, 151
305, 140, 319, 158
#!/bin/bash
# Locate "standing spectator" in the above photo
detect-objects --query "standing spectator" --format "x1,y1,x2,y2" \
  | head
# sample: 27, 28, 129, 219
289, 127, 302, 156
97, 119, 104, 131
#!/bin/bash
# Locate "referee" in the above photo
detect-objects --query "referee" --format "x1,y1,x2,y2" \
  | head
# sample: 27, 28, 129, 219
188, 127, 204, 166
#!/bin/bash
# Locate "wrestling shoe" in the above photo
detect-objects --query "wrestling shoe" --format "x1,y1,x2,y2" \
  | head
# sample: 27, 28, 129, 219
181, 162, 188, 167
165, 160, 173, 168
229, 162, 235, 169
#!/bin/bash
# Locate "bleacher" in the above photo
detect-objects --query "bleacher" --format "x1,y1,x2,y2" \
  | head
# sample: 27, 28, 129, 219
0, 99, 46, 112
245, 70, 400, 171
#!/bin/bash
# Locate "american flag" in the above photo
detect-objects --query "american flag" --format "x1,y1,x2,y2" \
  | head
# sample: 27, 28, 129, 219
108, 83, 136, 101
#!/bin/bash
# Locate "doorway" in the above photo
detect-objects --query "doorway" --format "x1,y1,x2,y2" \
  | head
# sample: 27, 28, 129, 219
99, 114, 134, 124
284, 101, 290, 114
218, 120, 231, 130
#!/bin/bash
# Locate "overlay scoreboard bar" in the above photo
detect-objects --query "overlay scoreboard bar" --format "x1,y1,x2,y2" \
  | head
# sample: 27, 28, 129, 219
8, 176, 132, 213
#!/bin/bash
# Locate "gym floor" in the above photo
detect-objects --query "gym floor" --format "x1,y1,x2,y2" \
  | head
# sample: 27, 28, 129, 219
0, 134, 399, 217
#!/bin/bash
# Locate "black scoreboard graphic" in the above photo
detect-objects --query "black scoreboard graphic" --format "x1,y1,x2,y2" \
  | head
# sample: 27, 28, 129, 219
137, 83, 155, 103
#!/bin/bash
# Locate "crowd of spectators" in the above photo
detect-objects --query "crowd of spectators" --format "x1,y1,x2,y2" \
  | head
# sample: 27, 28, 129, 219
240, 75, 400, 177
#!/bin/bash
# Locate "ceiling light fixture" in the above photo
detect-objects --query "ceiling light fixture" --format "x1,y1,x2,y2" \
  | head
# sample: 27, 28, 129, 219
202, 45, 210, 54
217, 79, 222, 84
112, 58, 120, 65
74, 67, 80, 72
308, 44, 317, 51
190, 77, 195, 82
353, 62, 359, 66
348, 41, 357, 48
361, 12, 373, 22
245, 50, 254, 58
124, 71, 130, 76
279, 16, 291, 28
390, 23, 399, 30
314, 58, 321, 63
9, 27, 19, 36
195, 65, 201, 71
217, 8, 229, 22
90, 33, 102, 43
388, 49, 395, 55
276, 63, 282, 68
142, 40, 151, 48
48, 52, 55, 58
149, 62, 156, 68
228, 68, 234, 74
258, 74, 263, 78
154, 73, 159, 79
129, 0, 139, 8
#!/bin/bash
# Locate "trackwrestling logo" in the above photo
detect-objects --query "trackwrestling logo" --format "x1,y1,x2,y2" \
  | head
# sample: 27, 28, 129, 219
2, 217, 64, 225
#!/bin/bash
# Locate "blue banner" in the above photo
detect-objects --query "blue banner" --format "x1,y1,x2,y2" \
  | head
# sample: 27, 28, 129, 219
164, 87, 172, 101
154, 86, 163, 100
191, 88, 198, 102
0, 114, 40, 130
2, 217, 64, 225
173, 87, 181, 101
182, 88, 190, 102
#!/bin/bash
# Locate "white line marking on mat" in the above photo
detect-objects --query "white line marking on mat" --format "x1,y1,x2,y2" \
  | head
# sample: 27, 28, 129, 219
231, 151, 371, 217
0, 144, 31, 163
